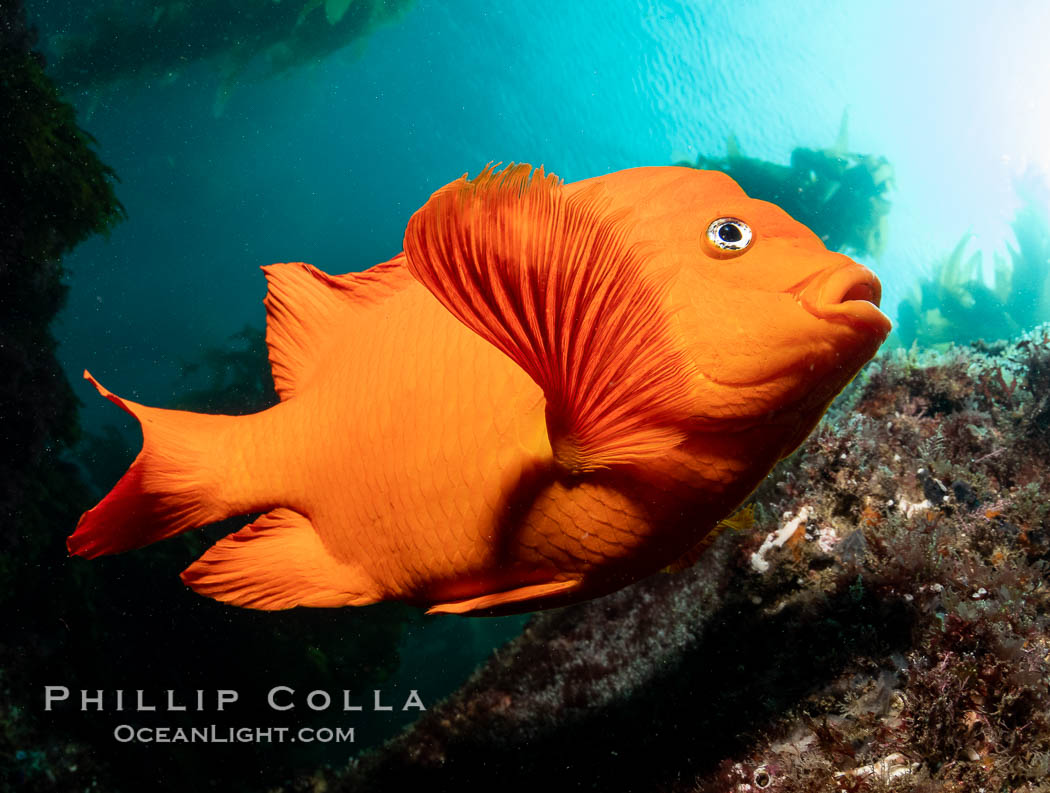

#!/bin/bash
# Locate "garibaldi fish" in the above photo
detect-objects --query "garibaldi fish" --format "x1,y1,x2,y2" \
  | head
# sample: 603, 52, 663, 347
68, 164, 890, 615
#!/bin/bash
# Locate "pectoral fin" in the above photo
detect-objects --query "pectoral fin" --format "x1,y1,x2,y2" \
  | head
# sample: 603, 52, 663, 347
403, 163, 695, 473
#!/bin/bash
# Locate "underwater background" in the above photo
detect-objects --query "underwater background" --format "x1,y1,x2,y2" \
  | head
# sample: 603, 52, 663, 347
4, 0, 1050, 791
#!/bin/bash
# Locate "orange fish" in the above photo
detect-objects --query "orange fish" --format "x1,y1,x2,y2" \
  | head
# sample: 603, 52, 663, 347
68, 164, 890, 615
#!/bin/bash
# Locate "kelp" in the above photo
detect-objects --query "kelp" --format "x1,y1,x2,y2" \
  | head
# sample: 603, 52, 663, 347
173, 325, 277, 414
41, 0, 415, 106
0, 7, 412, 790
0, 0, 124, 558
896, 172, 1050, 349
678, 112, 893, 258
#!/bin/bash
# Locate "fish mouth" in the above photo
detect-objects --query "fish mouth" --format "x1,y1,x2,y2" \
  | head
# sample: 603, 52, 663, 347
687, 259, 892, 435
798, 262, 892, 337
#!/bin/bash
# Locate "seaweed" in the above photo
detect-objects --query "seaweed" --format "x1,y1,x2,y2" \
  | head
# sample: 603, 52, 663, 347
0, 4, 126, 790
677, 113, 893, 259
0, 9, 412, 787
0, 0, 123, 596
1004, 172, 1050, 334
896, 172, 1050, 349
40, 0, 415, 110
0, 0, 125, 527
172, 324, 277, 414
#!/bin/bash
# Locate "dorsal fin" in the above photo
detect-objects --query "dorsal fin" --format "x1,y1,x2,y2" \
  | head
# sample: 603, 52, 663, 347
402, 163, 696, 472
262, 255, 413, 400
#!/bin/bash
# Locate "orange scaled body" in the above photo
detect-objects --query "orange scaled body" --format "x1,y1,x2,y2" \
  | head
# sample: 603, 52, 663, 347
68, 164, 890, 615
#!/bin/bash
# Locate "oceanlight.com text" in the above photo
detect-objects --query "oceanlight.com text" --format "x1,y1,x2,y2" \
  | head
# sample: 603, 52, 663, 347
113, 724, 355, 744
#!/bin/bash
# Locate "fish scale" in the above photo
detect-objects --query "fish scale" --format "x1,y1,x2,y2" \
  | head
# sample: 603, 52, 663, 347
291, 280, 548, 596
68, 164, 890, 615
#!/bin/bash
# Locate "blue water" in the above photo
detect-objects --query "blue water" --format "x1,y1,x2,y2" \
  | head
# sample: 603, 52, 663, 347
36, 0, 1050, 427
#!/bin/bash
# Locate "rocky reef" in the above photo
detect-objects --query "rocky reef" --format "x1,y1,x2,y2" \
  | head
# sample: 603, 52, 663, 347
326, 329, 1050, 793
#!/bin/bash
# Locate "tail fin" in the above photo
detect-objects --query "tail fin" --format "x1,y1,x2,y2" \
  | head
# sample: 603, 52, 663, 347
68, 371, 238, 559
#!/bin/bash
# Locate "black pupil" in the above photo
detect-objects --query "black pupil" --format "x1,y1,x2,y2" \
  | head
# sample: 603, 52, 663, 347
718, 223, 743, 243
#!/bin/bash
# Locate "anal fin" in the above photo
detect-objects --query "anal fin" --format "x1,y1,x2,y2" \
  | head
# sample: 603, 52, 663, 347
181, 508, 379, 610
426, 579, 581, 616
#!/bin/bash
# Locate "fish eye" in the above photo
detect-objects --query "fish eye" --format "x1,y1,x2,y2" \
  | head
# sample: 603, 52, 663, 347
706, 217, 753, 253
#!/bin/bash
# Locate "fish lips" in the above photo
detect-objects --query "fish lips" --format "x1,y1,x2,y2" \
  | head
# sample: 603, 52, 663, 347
797, 262, 892, 338
686, 259, 890, 434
